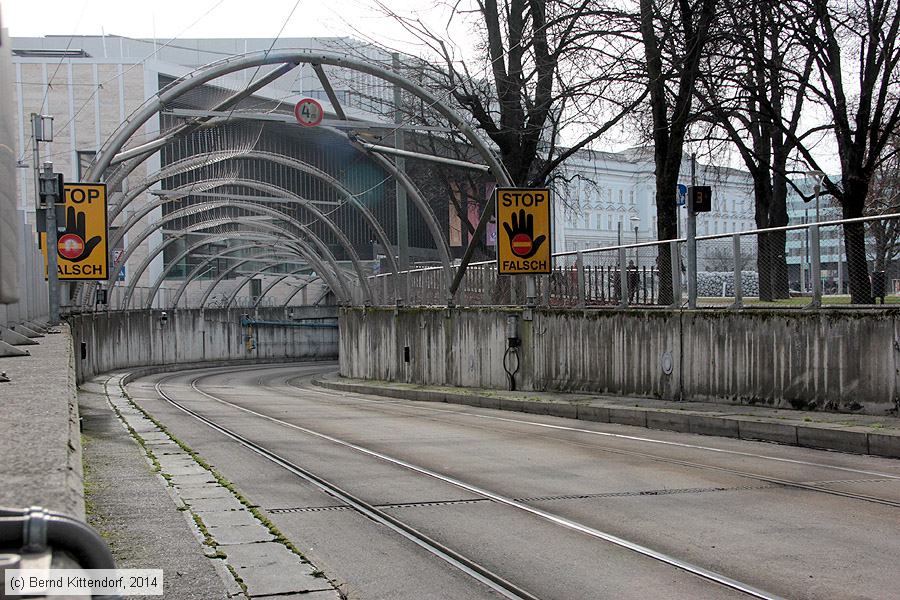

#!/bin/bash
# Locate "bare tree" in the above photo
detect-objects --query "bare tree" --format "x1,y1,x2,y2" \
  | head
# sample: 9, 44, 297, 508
637, 0, 718, 303
779, 0, 900, 303
694, 0, 816, 301
368, 0, 646, 187
866, 134, 900, 273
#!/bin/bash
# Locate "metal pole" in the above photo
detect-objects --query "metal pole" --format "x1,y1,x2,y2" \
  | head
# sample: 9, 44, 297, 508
392, 53, 409, 305
837, 235, 844, 295
732, 234, 743, 309
31, 114, 41, 223
669, 240, 682, 308
810, 224, 822, 308
40, 163, 60, 325
619, 246, 628, 308
576, 251, 585, 308
687, 153, 698, 309
803, 210, 809, 293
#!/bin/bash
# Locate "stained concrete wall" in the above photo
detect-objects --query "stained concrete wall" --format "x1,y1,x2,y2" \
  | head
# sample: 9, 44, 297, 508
340, 307, 900, 415
70, 306, 338, 383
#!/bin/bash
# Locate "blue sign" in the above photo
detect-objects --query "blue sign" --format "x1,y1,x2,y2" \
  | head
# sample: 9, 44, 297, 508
677, 184, 687, 206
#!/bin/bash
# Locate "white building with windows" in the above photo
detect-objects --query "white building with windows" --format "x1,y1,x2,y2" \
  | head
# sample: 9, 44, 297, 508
555, 147, 756, 259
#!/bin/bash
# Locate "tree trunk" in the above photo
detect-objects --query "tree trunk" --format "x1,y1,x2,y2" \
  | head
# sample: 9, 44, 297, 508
655, 173, 679, 305
842, 184, 872, 303
771, 229, 790, 298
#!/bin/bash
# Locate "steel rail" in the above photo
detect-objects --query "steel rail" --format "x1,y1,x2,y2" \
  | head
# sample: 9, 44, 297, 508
149, 376, 539, 600
176, 368, 783, 600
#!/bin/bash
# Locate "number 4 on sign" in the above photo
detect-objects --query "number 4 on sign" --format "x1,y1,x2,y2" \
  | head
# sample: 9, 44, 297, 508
294, 98, 324, 127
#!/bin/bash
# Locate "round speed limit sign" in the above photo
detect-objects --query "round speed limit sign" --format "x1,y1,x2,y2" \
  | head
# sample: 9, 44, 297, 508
294, 98, 324, 127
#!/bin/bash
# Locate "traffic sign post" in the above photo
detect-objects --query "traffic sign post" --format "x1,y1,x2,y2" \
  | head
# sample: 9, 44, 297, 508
294, 98, 324, 127
38, 163, 61, 325
496, 188, 552, 276
41, 183, 109, 281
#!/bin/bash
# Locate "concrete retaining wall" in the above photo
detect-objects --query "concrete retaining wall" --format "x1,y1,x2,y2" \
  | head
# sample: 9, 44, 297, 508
339, 307, 900, 415
70, 306, 338, 383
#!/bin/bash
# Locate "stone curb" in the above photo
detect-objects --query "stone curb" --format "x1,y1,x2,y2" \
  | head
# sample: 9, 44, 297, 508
313, 377, 900, 460
98, 373, 342, 599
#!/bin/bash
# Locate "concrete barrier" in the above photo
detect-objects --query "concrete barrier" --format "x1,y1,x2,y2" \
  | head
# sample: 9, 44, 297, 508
339, 307, 900, 416
70, 306, 338, 383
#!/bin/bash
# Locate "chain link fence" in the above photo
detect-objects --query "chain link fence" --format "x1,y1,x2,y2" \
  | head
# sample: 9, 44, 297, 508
364, 213, 899, 309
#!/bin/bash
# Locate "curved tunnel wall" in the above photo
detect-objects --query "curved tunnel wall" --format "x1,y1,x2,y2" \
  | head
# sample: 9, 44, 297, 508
70, 307, 338, 383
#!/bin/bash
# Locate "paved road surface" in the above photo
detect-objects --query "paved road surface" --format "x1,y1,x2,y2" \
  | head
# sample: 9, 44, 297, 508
125, 363, 900, 600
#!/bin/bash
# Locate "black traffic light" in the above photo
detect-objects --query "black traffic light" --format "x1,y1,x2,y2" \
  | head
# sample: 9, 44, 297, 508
689, 185, 712, 213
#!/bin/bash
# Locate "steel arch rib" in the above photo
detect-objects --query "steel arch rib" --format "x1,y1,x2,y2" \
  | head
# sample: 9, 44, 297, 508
136, 218, 352, 311
360, 147, 453, 286
251, 269, 318, 309
224, 263, 311, 308
110, 202, 352, 307
151, 232, 348, 310
86, 51, 511, 189
193, 252, 305, 309
120, 229, 281, 310
106, 181, 372, 303
169, 246, 326, 310
112, 199, 353, 302
101, 62, 298, 192
107, 150, 409, 288
83, 50, 514, 301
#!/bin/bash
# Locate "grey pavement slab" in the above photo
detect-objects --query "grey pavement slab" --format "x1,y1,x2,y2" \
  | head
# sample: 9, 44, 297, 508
208, 523, 274, 545
236, 563, 333, 597
88, 373, 341, 599
175, 484, 235, 501
79, 386, 227, 600
185, 495, 249, 513
317, 374, 900, 459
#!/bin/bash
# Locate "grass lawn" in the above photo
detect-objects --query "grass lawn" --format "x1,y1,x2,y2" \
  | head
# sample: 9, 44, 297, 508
699, 294, 900, 306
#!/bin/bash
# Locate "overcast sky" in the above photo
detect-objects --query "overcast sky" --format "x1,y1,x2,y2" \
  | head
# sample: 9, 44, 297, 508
0, 0, 458, 55
1, 0, 841, 175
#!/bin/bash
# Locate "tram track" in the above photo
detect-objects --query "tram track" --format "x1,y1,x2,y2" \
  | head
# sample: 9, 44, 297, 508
142, 367, 785, 600
274, 372, 900, 510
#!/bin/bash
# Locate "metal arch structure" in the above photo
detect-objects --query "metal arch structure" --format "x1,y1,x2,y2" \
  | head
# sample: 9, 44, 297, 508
83, 49, 514, 302
223, 263, 311, 308
106, 199, 357, 304
169, 245, 317, 310
107, 178, 375, 298
118, 227, 281, 310
193, 253, 304, 309
106, 145, 451, 296
102, 62, 298, 191
283, 278, 327, 307
250, 269, 319, 309
345, 139, 453, 286
144, 226, 351, 310
107, 149, 251, 222
135, 218, 355, 311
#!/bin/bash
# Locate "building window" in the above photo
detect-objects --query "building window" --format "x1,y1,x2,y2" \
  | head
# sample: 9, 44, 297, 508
629, 190, 635, 204
618, 189, 623, 203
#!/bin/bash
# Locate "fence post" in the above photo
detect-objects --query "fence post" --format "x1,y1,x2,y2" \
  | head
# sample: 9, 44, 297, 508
619, 246, 629, 308
732, 234, 743, 309
810, 224, 822, 308
670, 240, 682, 308
576, 252, 585, 308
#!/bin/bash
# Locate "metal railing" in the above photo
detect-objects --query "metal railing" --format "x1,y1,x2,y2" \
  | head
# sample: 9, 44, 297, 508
363, 213, 900, 309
